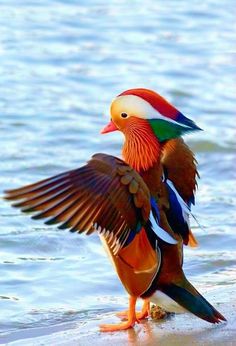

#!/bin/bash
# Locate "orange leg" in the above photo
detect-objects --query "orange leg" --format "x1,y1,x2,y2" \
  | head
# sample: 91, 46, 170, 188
136, 299, 150, 320
100, 296, 138, 332
116, 298, 150, 321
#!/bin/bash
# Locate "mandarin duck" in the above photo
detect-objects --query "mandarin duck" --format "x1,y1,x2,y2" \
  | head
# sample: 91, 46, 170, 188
4, 88, 226, 331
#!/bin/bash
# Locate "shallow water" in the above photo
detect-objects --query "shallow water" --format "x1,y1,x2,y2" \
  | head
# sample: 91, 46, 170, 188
0, 0, 235, 342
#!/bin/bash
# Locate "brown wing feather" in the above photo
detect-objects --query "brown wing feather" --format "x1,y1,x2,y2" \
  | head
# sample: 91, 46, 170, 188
161, 138, 199, 247
161, 138, 199, 203
4, 153, 151, 254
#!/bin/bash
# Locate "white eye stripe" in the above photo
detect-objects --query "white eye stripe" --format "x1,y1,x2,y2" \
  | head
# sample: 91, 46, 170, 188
116, 95, 163, 119
115, 95, 187, 127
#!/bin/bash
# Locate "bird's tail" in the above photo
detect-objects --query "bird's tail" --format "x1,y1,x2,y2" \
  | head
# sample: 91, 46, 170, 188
160, 278, 226, 324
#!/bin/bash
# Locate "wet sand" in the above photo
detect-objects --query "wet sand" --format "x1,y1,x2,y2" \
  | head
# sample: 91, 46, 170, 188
2, 285, 235, 346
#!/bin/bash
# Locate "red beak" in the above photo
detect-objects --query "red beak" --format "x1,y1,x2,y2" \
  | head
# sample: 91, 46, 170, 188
100, 120, 118, 134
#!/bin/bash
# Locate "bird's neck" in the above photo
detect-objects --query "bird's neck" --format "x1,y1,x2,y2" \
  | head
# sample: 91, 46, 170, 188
122, 118, 162, 173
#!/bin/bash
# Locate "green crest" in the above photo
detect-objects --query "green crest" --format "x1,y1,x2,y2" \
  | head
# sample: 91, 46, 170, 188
149, 119, 198, 142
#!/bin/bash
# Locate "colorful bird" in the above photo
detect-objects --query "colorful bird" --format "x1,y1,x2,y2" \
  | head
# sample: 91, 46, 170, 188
4, 88, 226, 331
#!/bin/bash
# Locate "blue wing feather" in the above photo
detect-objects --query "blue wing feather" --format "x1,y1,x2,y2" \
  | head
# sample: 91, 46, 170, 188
165, 181, 190, 244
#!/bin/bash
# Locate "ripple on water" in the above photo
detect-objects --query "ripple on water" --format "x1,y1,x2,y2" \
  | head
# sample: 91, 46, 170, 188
0, 0, 235, 338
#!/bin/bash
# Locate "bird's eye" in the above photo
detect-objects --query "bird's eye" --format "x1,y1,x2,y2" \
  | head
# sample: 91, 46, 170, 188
121, 112, 128, 118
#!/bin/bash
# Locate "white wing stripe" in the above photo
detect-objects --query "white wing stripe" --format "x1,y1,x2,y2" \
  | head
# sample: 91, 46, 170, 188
166, 179, 190, 226
149, 211, 177, 245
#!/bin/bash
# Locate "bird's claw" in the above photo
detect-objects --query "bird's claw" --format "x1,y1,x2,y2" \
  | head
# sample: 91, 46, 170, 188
99, 319, 137, 332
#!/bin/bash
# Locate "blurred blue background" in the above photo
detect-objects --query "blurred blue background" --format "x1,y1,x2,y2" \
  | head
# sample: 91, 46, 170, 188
0, 0, 235, 342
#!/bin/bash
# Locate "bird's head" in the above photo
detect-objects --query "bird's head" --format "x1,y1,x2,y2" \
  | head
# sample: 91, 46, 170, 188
101, 88, 201, 141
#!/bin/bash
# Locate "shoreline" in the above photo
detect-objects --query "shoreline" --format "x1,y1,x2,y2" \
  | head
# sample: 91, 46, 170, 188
1, 285, 236, 346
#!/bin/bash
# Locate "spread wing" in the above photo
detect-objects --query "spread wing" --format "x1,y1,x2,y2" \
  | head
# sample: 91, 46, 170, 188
4, 153, 151, 255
